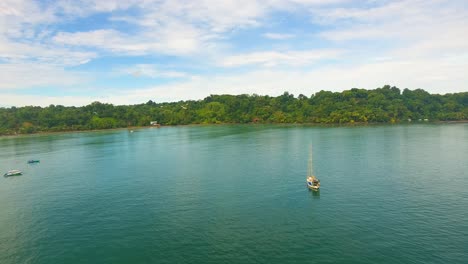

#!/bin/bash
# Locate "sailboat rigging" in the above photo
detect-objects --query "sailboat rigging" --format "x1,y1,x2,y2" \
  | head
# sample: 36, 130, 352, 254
306, 146, 320, 190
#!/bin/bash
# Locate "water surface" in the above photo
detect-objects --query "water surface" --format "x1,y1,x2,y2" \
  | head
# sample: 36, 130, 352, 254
1, 124, 467, 263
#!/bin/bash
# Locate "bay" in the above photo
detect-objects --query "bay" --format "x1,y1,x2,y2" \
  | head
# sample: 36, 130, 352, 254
0, 124, 467, 264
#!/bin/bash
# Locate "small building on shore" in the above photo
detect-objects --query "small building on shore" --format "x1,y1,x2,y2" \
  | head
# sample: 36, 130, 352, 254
150, 121, 161, 127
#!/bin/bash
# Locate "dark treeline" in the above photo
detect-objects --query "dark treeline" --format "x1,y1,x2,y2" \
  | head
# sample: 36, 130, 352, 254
1, 85, 467, 135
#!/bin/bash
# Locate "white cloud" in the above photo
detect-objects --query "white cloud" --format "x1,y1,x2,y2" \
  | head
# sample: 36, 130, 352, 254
53, 29, 123, 48
0, 94, 99, 107
0, 39, 96, 65
150, 0, 266, 32
0, 0, 55, 25
48, 0, 268, 58
5, 54, 466, 107
0, 63, 90, 90
118, 64, 189, 79
84, 58, 467, 105
263, 33, 296, 40
316, 0, 468, 44
220, 49, 342, 67
151, 59, 466, 101
49, 0, 354, 57
314, 0, 468, 79
110, 57, 468, 104
0, 0, 467, 103
54, 0, 142, 14
53, 22, 209, 56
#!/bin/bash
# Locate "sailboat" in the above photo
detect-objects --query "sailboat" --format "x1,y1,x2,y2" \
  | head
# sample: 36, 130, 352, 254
306, 146, 320, 190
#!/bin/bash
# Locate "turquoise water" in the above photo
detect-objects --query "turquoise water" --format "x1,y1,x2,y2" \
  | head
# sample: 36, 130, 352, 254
0, 124, 467, 264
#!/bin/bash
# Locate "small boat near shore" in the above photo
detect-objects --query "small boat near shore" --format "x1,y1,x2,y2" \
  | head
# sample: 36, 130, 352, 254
28, 160, 40, 164
306, 146, 320, 191
4, 170, 23, 177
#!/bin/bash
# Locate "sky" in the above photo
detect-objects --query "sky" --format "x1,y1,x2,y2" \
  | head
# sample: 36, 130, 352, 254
0, 0, 467, 106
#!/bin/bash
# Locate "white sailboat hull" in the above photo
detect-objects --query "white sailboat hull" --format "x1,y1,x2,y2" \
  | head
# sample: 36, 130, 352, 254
306, 177, 320, 190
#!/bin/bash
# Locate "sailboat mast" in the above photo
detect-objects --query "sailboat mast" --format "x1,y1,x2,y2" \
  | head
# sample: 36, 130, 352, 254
308, 145, 313, 176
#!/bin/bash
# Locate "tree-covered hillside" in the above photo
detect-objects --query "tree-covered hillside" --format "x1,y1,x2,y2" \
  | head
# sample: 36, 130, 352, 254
1, 85, 467, 135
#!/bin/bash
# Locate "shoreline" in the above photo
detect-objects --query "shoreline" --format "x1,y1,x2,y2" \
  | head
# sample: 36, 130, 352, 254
1, 120, 467, 138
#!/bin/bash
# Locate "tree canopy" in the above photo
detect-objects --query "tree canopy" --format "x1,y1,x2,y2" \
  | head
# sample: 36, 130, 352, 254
1, 85, 466, 135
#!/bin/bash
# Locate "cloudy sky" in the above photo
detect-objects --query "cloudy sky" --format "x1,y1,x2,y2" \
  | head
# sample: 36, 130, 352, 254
1, 0, 467, 106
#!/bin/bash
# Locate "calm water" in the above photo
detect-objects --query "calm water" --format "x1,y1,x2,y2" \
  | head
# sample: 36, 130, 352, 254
0, 124, 467, 264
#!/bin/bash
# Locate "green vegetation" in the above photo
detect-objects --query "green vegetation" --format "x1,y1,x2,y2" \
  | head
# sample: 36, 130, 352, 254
1, 85, 467, 135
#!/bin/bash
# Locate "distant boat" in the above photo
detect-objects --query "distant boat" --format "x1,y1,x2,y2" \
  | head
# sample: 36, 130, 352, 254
306, 146, 320, 191
27, 160, 40, 164
4, 170, 23, 177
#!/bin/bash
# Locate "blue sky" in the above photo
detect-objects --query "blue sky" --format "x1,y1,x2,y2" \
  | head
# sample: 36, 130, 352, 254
1, 0, 467, 106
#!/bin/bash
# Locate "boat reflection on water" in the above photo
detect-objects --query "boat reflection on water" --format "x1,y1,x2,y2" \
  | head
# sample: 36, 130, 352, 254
310, 189, 320, 198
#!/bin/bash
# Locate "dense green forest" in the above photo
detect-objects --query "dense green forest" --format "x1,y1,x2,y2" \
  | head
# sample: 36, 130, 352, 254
1, 85, 467, 135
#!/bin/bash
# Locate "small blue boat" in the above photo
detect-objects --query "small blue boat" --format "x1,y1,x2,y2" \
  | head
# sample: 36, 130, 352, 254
28, 160, 40, 164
